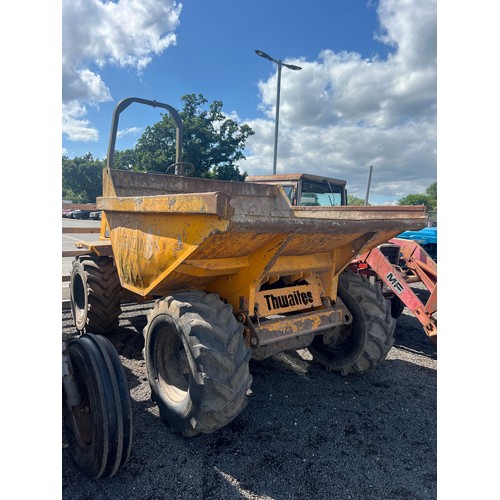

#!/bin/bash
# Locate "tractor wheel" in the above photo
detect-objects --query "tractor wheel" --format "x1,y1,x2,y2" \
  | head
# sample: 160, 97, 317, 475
143, 291, 252, 437
63, 333, 133, 479
391, 296, 405, 319
308, 271, 396, 375
70, 255, 122, 335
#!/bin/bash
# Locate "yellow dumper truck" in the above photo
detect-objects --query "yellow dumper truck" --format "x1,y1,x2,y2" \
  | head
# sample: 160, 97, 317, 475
63, 97, 427, 478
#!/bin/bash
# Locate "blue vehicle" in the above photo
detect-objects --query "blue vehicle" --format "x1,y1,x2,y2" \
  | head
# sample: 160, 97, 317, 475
397, 226, 437, 261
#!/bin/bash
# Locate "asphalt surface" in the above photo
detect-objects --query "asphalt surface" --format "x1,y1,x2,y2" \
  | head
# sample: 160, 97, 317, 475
62, 292, 437, 499
62, 218, 101, 303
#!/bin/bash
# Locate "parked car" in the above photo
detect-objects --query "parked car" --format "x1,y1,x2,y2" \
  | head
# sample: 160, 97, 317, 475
89, 210, 102, 220
70, 209, 92, 220
62, 209, 74, 218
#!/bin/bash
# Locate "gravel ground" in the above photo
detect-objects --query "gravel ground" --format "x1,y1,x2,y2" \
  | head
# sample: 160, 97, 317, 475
62, 289, 437, 500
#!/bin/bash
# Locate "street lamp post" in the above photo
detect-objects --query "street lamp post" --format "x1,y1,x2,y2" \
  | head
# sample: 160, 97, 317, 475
364, 165, 374, 206
255, 49, 302, 175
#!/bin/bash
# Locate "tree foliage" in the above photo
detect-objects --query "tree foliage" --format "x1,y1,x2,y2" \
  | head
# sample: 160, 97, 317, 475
62, 94, 255, 202
114, 94, 254, 181
347, 194, 367, 206
398, 182, 437, 211
62, 153, 105, 203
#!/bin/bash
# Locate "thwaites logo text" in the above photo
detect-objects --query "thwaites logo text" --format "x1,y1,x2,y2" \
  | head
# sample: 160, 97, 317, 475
264, 290, 314, 311
255, 284, 322, 316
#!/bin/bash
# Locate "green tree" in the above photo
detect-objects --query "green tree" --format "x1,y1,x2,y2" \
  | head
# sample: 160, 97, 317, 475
398, 182, 437, 211
425, 182, 437, 201
347, 194, 367, 206
62, 153, 105, 203
113, 149, 138, 171
115, 94, 254, 181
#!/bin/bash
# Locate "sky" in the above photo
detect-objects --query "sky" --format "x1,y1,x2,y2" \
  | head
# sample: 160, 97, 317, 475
61, 0, 437, 205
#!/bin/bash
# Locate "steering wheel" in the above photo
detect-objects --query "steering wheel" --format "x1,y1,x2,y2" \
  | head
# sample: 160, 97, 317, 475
166, 162, 195, 176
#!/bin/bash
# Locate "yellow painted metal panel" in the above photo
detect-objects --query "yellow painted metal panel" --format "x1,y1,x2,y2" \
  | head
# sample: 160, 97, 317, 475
206, 234, 290, 314
267, 253, 333, 277
177, 257, 249, 277
98, 192, 231, 217
106, 212, 229, 296
255, 284, 323, 316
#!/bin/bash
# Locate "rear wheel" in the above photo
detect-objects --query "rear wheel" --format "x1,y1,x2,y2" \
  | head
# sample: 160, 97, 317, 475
391, 296, 405, 319
70, 255, 122, 335
308, 271, 396, 375
143, 291, 252, 437
63, 333, 133, 479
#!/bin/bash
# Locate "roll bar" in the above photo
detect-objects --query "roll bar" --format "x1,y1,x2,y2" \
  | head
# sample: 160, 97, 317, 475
106, 97, 187, 174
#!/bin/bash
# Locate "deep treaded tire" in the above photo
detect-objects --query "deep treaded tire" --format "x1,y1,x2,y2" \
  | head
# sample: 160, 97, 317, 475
391, 296, 405, 319
143, 291, 252, 437
70, 255, 122, 335
63, 333, 133, 479
308, 271, 396, 375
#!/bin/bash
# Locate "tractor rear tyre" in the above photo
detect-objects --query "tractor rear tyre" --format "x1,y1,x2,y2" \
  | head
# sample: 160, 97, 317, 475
391, 296, 405, 319
308, 271, 396, 375
63, 333, 133, 479
70, 255, 122, 335
143, 291, 252, 437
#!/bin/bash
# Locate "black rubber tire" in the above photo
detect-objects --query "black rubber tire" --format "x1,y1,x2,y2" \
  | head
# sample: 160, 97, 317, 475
308, 271, 396, 375
63, 333, 133, 479
391, 296, 405, 319
143, 291, 252, 437
70, 255, 122, 335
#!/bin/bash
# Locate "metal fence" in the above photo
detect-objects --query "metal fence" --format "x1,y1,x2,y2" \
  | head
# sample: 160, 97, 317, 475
427, 211, 437, 227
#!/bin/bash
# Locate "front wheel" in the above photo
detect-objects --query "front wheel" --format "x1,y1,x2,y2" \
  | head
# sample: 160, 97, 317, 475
143, 291, 252, 437
63, 334, 133, 479
308, 271, 396, 375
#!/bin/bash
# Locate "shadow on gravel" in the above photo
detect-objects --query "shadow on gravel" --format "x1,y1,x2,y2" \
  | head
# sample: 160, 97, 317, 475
394, 310, 437, 361
101, 327, 145, 360
62, 303, 149, 358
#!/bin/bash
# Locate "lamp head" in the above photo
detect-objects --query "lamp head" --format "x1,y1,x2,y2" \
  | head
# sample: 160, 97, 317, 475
255, 49, 276, 63
283, 63, 302, 71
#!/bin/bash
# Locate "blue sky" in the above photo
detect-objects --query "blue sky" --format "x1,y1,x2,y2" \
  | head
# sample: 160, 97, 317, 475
62, 0, 437, 205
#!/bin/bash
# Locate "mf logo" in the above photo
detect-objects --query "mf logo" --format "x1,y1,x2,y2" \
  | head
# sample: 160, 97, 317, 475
386, 272, 404, 294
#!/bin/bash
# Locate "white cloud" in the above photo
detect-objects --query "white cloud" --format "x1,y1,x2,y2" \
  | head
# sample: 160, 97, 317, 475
62, 101, 99, 142
243, 0, 436, 204
62, 0, 182, 141
117, 127, 142, 139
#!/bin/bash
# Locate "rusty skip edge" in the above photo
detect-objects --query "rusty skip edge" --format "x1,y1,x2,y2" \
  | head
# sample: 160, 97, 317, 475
97, 191, 233, 218
97, 190, 427, 234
